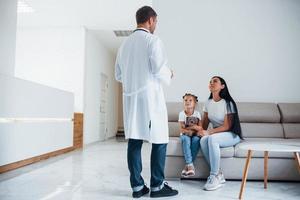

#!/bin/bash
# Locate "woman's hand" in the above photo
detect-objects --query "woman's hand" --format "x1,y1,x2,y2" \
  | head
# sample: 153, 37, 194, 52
197, 129, 209, 137
203, 130, 209, 136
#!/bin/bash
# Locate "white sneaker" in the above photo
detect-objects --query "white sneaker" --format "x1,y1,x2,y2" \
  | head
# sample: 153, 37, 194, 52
217, 171, 226, 184
204, 175, 222, 191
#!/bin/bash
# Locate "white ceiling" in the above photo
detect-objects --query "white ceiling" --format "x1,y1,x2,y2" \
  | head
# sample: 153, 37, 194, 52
17, 0, 153, 53
90, 30, 126, 54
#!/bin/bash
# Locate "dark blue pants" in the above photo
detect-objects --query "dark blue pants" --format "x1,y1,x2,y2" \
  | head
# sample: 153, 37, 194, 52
127, 139, 167, 190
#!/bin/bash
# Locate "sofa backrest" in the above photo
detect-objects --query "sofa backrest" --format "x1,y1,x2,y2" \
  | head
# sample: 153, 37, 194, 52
278, 103, 300, 138
166, 102, 285, 138
237, 103, 281, 123
237, 102, 283, 138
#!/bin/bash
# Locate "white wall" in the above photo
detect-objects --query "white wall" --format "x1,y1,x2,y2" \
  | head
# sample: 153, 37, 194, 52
15, 27, 86, 112
0, 3, 75, 166
84, 30, 119, 144
153, 0, 300, 103
0, 74, 74, 166
14, 27, 119, 145
0, 0, 17, 76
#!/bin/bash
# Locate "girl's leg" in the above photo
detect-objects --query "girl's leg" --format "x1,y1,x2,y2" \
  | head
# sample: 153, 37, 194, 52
208, 132, 240, 175
191, 136, 201, 162
180, 134, 192, 164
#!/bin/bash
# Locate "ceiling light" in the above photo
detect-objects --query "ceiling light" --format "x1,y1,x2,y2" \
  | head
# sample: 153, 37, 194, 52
17, 0, 35, 13
114, 30, 133, 37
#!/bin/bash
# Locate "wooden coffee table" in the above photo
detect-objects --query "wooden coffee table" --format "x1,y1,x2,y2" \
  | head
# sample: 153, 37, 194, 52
238, 143, 300, 199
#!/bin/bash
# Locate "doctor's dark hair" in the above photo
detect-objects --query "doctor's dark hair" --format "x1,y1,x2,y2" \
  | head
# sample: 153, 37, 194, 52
208, 76, 242, 138
183, 93, 198, 103
136, 6, 157, 24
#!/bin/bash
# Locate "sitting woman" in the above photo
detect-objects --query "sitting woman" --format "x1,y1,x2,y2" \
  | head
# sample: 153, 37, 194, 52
200, 76, 242, 191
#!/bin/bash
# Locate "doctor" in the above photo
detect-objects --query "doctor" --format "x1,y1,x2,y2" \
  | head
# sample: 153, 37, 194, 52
115, 6, 178, 199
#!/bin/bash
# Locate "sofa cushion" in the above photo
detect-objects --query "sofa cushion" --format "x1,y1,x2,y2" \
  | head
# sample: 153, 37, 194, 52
241, 123, 284, 138
234, 138, 300, 158
278, 103, 300, 123
167, 137, 234, 158
167, 102, 203, 122
283, 123, 300, 138
169, 122, 180, 137
237, 103, 280, 123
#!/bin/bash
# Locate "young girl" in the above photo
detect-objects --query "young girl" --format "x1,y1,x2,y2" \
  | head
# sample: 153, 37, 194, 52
179, 93, 203, 177
200, 76, 242, 191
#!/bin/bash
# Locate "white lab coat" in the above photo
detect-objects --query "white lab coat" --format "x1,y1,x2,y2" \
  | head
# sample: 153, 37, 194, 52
115, 28, 172, 144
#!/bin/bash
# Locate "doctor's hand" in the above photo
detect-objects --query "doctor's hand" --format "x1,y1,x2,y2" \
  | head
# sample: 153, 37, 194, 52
170, 69, 174, 79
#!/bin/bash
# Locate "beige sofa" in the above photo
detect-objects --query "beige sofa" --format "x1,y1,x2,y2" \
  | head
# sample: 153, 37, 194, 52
165, 102, 300, 181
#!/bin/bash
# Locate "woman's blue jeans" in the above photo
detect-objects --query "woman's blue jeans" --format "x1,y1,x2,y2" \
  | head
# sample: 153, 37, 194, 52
200, 132, 240, 175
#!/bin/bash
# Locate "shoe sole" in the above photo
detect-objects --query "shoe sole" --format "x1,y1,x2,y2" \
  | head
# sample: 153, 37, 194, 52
181, 174, 195, 178
181, 171, 195, 178
133, 192, 149, 198
150, 192, 178, 198
204, 184, 223, 191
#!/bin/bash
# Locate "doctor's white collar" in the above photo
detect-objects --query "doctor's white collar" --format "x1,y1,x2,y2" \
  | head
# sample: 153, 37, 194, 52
134, 27, 150, 33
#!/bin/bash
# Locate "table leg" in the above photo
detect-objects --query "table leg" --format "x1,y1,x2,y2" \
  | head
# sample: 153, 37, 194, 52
294, 152, 300, 173
239, 150, 252, 200
264, 151, 268, 189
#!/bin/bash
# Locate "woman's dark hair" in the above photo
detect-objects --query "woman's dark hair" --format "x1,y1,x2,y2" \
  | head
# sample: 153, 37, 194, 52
136, 6, 157, 24
209, 76, 243, 138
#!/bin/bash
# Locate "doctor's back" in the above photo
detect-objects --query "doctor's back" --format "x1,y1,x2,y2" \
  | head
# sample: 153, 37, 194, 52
116, 30, 162, 94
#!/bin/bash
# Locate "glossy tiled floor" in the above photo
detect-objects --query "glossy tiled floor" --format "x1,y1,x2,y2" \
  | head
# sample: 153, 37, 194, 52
0, 138, 299, 200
